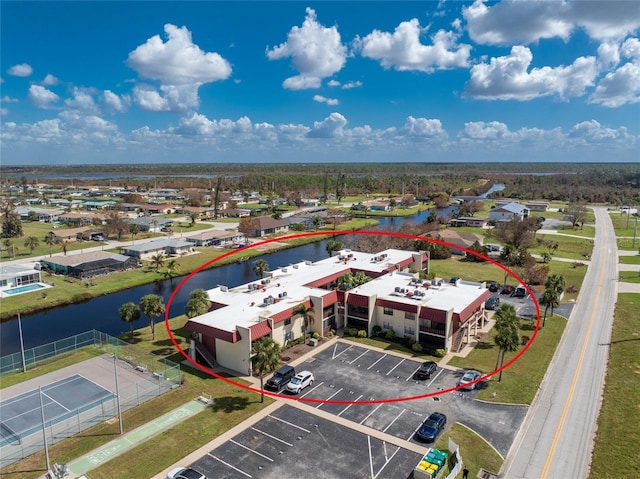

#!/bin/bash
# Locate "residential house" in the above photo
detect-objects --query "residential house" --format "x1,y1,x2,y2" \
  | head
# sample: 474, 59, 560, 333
489, 202, 530, 222
138, 204, 176, 215
184, 230, 244, 247
448, 217, 489, 228
121, 239, 193, 260
247, 217, 289, 237
126, 217, 173, 233
40, 251, 138, 278
429, 229, 485, 255
15, 206, 63, 223
0, 264, 43, 294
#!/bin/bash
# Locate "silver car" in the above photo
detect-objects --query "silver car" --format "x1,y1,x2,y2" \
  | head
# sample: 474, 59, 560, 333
457, 370, 482, 390
285, 370, 315, 394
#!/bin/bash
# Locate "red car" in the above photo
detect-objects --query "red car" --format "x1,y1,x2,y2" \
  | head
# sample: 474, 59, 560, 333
500, 285, 514, 295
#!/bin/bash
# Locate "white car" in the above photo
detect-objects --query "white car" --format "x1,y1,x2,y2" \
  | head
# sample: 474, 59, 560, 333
457, 370, 482, 391
167, 467, 207, 479
285, 370, 315, 394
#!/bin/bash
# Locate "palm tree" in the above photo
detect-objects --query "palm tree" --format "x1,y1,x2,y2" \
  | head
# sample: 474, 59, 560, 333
185, 289, 211, 318
337, 272, 355, 291
294, 302, 316, 340
252, 337, 281, 403
493, 304, 520, 382
139, 294, 166, 340
2, 239, 13, 258
44, 234, 56, 257
252, 259, 270, 278
352, 271, 371, 287
311, 215, 322, 231
129, 223, 140, 242
61, 239, 70, 256
189, 212, 198, 226
539, 289, 559, 328
24, 236, 40, 254
150, 253, 165, 272
119, 302, 141, 339
325, 240, 344, 257
545, 274, 566, 298
164, 259, 179, 281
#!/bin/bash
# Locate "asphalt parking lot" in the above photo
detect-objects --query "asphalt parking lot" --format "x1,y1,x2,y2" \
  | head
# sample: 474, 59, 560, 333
490, 290, 574, 321
189, 404, 423, 479
283, 342, 526, 456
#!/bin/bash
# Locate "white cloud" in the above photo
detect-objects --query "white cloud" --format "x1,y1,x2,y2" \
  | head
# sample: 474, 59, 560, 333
621, 37, 640, 59
459, 121, 511, 140
313, 95, 339, 106
466, 46, 598, 101
42, 74, 60, 85
463, 0, 640, 45
1, 96, 19, 103
568, 120, 633, 145
28, 85, 60, 109
589, 62, 640, 107
400, 117, 448, 141
341, 80, 362, 89
597, 42, 620, 69
0, 108, 8, 116
267, 8, 347, 90
64, 88, 99, 114
8, 63, 33, 77
133, 84, 200, 112
356, 19, 470, 73
307, 112, 347, 138
103, 90, 131, 113
327, 79, 341, 87
127, 24, 231, 85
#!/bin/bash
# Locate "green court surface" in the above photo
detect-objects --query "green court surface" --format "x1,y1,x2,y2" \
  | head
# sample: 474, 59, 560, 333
68, 400, 207, 476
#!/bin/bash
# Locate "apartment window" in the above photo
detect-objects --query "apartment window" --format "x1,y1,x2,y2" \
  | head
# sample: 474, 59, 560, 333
383, 321, 392, 329
404, 326, 415, 335
384, 307, 393, 316
284, 318, 291, 326
405, 312, 415, 320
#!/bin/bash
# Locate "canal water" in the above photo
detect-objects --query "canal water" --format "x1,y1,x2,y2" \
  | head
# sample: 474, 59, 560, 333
0, 186, 506, 356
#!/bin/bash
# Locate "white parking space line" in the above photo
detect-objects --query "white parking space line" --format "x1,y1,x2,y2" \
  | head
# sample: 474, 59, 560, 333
406, 364, 421, 381
268, 415, 311, 433
316, 387, 343, 408
332, 345, 353, 360
367, 354, 387, 370
386, 358, 405, 376
208, 454, 252, 477
360, 403, 383, 424
300, 381, 324, 398
374, 446, 401, 479
331, 343, 338, 359
349, 350, 368, 364
230, 439, 274, 462
427, 368, 445, 387
407, 417, 426, 441
382, 409, 405, 433
251, 427, 294, 447
338, 395, 363, 416
368, 436, 375, 479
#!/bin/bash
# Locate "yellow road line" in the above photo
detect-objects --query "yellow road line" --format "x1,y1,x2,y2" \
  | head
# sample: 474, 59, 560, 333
540, 217, 608, 478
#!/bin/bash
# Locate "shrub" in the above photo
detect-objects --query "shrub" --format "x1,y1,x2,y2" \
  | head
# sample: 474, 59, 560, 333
305, 333, 311, 340
312, 332, 320, 339
412, 343, 423, 352
371, 325, 382, 337
434, 349, 446, 358
385, 329, 396, 340
330, 329, 336, 335
357, 330, 367, 338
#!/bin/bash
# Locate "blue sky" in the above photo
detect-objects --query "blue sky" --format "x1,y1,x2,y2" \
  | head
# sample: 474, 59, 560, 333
1, 0, 639, 165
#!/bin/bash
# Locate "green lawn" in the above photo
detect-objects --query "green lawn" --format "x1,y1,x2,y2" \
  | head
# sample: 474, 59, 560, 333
343, 336, 441, 361
531, 234, 594, 261
552, 225, 596, 238
434, 423, 503, 478
617, 237, 640, 251
448, 315, 566, 404
619, 254, 640, 264
609, 211, 640, 237
619, 270, 640, 283
590, 294, 640, 479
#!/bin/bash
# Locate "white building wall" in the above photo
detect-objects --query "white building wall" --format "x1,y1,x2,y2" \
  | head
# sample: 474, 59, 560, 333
216, 334, 251, 375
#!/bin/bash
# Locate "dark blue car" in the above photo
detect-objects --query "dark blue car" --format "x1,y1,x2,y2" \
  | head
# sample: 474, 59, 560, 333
416, 412, 447, 442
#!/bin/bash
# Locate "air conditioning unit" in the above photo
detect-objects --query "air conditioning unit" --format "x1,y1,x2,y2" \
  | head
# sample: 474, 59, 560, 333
282, 291, 287, 297
395, 286, 401, 293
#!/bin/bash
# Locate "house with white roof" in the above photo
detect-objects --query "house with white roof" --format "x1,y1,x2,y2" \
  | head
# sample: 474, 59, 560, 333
185, 248, 490, 375
489, 202, 530, 222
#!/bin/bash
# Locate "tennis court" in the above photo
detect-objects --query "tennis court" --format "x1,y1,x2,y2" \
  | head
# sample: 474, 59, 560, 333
0, 374, 113, 447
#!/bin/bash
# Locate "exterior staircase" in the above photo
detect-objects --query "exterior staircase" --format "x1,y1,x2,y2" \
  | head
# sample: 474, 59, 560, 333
193, 340, 216, 369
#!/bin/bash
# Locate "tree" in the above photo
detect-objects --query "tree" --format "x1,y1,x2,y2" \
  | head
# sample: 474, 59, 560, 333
24, 236, 40, 254
337, 272, 355, 291
491, 216, 538, 249
539, 239, 559, 263
463, 241, 488, 262
325, 240, 344, 257
119, 302, 141, 339
139, 294, 165, 340
311, 215, 322, 231
150, 253, 165, 272
493, 304, 520, 382
44, 233, 56, 257
252, 259, 270, 278
545, 273, 566, 298
294, 302, 316, 340
418, 236, 452, 260
213, 175, 223, 219
129, 223, 140, 242
105, 211, 128, 241
459, 200, 482, 217
565, 202, 588, 230
0, 200, 23, 238
60, 239, 70, 256
2, 238, 14, 258
164, 259, 179, 280
189, 212, 198, 225
539, 289, 559, 328
252, 337, 281, 403
185, 289, 211, 318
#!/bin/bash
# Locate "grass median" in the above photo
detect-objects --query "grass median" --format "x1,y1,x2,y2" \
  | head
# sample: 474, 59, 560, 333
448, 315, 566, 405
590, 294, 640, 479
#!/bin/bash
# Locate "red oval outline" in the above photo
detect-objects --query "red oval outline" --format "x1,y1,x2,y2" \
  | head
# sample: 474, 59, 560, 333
165, 230, 540, 404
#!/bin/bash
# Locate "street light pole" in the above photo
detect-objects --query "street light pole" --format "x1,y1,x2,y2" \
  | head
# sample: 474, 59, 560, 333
18, 313, 26, 373
39, 386, 50, 472
113, 354, 123, 435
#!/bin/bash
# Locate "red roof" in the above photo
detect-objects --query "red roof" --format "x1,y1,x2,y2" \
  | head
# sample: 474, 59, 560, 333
419, 307, 447, 322
185, 321, 240, 343
376, 298, 418, 314
457, 289, 492, 322
346, 294, 369, 308
249, 321, 272, 340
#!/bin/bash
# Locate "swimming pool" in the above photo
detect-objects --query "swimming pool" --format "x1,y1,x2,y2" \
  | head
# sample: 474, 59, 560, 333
3, 284, 45, 295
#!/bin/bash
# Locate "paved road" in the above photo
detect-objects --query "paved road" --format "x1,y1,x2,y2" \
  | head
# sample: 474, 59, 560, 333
502, 207, 618, 478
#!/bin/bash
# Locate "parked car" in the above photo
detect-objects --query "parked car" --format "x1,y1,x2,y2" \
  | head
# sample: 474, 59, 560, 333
414, 361, 438, 380
167, 467, 208, 479
514, 284, 528, 298
265, 365, 296, 391
488, 282, 500, 292
286, 370, 315, 394
457, 370, 482, 390
93, 235, 104, 241
415, 412, 447, 442
485, 296, 500, 310
500, 285, 515, 295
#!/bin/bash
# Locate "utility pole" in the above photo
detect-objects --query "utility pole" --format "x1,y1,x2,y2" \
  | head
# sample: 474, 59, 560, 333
18, 313, 26, 373
39, 387, 50, 472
